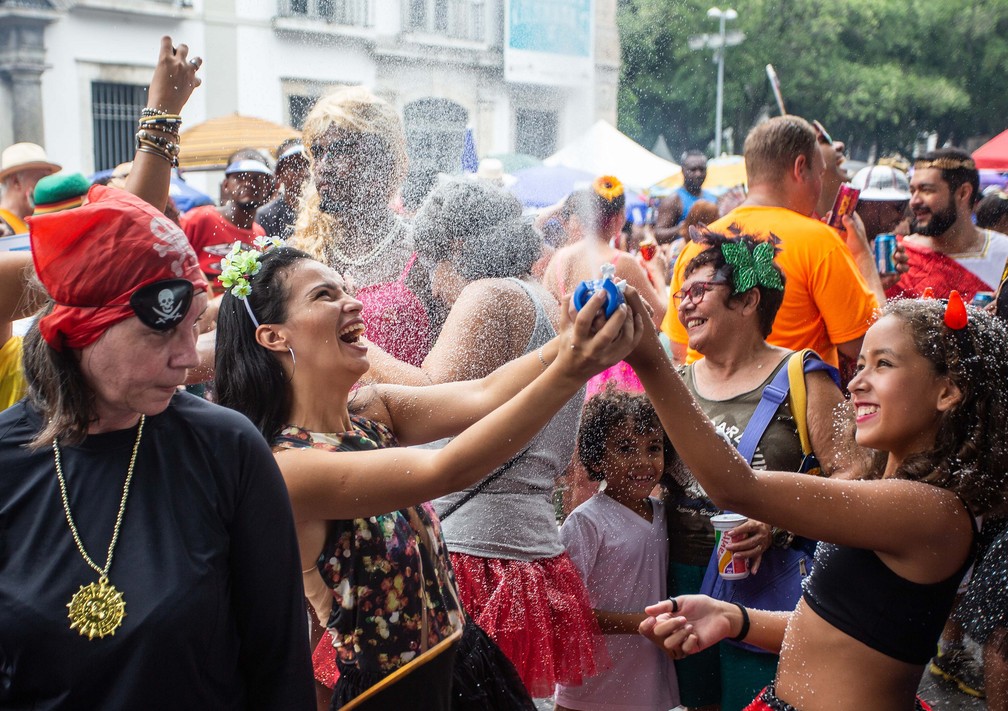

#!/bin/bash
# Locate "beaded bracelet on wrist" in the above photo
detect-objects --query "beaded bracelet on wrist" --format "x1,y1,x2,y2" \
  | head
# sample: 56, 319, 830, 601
136, 145, 178, 167
140, 107, 174, 118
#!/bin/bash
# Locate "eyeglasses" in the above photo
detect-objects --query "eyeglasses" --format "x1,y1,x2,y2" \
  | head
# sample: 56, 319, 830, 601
672, 280, 729, 305
812, 120, 834, 146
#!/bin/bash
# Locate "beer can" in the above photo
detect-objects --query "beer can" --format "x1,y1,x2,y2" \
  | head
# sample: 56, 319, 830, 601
874, 233, 897, 276
972, 291, 995, 308
828, 184, 861, 229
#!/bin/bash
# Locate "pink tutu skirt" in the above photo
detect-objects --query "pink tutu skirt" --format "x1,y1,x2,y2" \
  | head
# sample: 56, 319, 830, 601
449, 551, 610, 698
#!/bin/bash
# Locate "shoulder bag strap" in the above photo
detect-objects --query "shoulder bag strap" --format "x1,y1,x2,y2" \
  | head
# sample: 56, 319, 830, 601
736, 360, 792, 464
787, 349, 841, 459
436, 445, 531, 522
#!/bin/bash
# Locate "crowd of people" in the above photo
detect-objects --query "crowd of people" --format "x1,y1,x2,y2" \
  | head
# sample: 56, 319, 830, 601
1, 35, 1008, 711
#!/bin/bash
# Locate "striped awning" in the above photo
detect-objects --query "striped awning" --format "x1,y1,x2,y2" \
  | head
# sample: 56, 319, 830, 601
179, 113, 301, 170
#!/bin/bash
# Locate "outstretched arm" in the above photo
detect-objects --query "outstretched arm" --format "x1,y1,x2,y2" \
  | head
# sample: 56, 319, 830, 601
278, 292, 643, 520
624, 291, 971, 568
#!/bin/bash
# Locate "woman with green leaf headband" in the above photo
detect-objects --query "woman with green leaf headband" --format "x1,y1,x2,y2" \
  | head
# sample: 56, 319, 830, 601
661, 227, 872, 711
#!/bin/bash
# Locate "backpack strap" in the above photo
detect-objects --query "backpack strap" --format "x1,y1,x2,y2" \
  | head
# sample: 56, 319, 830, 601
736, 359, 791, 464
787, 349, 841, 473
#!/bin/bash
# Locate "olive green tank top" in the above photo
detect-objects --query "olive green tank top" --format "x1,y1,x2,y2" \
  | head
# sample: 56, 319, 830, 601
666, 356, 804, 566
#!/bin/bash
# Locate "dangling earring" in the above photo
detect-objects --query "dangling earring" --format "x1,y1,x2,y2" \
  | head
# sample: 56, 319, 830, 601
285, 346, 296, 383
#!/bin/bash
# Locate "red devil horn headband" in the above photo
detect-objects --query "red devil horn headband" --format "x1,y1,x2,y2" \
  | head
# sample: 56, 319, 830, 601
944, 290, 968, 330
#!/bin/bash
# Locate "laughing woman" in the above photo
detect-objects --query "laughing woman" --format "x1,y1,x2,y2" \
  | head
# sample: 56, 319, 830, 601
213, 245, 642, 709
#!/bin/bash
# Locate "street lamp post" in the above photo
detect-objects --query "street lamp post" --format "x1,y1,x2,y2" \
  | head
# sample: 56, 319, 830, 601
707, 7, 737, 157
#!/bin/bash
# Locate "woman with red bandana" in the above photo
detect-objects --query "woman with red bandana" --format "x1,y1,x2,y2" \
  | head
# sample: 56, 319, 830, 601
0, 39, 314, 709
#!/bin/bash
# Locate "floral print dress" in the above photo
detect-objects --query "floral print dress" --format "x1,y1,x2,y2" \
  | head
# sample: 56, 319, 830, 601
273, 418, 464, 678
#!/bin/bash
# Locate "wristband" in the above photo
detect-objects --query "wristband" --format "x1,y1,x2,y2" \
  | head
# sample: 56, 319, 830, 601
729, 602, 750, 642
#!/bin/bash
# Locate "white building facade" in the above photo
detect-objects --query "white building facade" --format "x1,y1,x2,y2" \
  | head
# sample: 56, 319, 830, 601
0, 0, 620, 181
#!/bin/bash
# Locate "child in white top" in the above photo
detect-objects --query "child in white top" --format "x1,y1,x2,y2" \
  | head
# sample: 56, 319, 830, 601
556, 386, 680, 711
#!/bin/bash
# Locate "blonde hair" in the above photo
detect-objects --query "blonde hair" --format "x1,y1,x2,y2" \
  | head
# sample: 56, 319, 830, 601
743, 115, 817, 185
292, 86, 409, 262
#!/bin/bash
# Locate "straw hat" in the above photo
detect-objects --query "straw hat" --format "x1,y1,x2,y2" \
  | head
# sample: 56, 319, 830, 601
0, 142, 61, 182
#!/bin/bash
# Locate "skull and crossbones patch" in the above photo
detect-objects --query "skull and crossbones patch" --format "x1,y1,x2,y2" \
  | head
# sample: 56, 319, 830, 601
129, 279, 194, 330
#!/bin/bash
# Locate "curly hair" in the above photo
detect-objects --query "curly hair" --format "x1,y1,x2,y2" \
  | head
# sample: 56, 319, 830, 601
413, 179, 542, 281
292, 87, 408, 263
682, 226, 787, 338
880, 298, 1008, 516
214, 247, 312, 442
578, 384, 677, 481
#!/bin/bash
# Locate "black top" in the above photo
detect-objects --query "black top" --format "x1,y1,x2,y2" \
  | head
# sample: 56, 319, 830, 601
0, 394, 314, 710
802, 504, 977, 665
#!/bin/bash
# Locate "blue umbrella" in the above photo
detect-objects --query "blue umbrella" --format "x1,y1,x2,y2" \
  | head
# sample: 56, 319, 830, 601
168, 171, 214, 213
509, 165, 596, 208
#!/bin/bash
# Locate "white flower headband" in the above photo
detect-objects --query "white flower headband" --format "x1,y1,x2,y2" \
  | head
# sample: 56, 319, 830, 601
219, 236, 285, 327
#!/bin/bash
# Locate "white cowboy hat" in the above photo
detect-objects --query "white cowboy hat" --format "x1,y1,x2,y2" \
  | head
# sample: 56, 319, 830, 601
0, 142, 61, 183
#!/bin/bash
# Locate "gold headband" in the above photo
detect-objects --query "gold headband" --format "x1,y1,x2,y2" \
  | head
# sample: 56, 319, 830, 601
914, 157, 976, 171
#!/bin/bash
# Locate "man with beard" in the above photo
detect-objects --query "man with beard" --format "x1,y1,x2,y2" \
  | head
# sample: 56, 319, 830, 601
181, 157, 273, 288
292, 87, 440, 367
673, 151, 717, 224
887, 148, 1008, 301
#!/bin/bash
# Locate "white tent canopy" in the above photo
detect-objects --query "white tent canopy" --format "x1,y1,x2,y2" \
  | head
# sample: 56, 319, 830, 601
544, 120, 681, 192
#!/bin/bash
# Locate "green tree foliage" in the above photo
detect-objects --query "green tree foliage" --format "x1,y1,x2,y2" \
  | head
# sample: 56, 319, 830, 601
618, 0, 1008, 159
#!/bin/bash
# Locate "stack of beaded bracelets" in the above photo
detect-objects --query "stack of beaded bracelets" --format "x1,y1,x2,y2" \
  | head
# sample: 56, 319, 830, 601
135, 107, 182, 167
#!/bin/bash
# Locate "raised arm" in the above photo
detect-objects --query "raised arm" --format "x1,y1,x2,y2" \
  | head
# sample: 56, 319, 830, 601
278, 292, 642, 520
624, 292, 970, 566
125, 37, 201, 211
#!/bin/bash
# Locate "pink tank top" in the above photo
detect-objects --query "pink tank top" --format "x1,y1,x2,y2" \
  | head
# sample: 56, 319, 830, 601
355, 253, 431, 366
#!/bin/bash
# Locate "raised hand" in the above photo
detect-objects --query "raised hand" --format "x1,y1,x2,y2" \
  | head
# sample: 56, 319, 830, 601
148, 36, 202, 115
555, 288, 643, 381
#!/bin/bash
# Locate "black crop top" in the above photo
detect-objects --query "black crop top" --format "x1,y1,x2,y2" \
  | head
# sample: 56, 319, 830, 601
802, 510, 977, 665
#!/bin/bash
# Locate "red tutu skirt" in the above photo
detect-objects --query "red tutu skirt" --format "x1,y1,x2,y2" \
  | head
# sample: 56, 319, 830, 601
449, 551, 610, 698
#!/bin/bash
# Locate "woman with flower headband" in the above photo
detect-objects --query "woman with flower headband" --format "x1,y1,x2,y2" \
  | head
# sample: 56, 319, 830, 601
360, 178, 608, 698
666, 228, 871, 711
212, 237, 644, 708
0, 38, 314, 709
628, 286, 1008, 710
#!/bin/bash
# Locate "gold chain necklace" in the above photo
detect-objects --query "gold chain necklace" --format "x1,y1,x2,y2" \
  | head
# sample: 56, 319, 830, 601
53, 415, 144, 640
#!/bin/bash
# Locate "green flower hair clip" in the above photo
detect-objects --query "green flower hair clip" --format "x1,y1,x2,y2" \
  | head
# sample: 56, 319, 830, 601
219, 237, 285, 300
720, 240, 784, 294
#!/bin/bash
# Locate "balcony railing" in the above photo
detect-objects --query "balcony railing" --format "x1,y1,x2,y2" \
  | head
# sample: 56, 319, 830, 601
405, 0, 485, 42
278, 0, 372, 27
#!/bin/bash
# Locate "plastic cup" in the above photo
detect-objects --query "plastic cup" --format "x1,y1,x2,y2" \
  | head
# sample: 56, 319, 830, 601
711, 513, 750, 580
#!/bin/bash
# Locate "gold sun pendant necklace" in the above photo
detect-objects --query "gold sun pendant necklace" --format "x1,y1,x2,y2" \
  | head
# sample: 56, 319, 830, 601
53, 415, 145, 640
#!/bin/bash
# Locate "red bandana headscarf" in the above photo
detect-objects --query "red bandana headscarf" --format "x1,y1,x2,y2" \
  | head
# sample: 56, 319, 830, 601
29, 185, 208, 351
